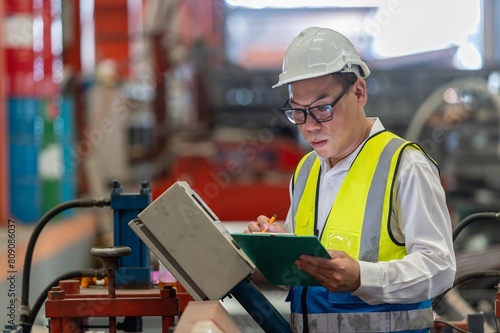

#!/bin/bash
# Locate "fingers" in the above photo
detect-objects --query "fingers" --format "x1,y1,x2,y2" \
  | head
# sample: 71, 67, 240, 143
297, 260, 327, 285
296, 252, 361, 292
245, 215, 272, 233
245, 215, 287, 233
267, 223, 285, 233
245, 221, 261, 233
296, 256, 331, 284
296, 255, 331, 270
256, 215, 271, 232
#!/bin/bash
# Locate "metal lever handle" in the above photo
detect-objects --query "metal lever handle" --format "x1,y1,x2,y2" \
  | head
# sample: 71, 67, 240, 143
90, 246, 132, 269
90, 246, 132, 333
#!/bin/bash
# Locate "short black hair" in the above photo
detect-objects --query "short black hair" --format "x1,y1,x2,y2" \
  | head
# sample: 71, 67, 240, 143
332, 72, 357, 89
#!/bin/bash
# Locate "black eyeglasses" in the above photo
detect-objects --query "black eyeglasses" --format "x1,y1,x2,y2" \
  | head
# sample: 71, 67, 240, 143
280, 81, 355, 125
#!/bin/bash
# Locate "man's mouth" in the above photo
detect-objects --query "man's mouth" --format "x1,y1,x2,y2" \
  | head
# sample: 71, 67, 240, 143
310, 140, 327, 148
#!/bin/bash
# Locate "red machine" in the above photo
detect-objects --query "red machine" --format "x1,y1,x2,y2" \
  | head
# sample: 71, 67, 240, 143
152, 138, 306, 222
44, 246, 193, 333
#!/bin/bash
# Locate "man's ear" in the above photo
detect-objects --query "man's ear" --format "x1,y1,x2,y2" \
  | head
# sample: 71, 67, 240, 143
354, 79, 368, 107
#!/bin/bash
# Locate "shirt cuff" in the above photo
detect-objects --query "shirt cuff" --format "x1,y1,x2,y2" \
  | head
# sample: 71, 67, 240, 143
352, 260, 383, 305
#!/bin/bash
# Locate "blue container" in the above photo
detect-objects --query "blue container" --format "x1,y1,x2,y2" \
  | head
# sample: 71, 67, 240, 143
8, 98, 42, 223
60, 97, 76, 205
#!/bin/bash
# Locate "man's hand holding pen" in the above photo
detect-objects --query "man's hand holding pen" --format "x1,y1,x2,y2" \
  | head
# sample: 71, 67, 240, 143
245, 214, 287, 233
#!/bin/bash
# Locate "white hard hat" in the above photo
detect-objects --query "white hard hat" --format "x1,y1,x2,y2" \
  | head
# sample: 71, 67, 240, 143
273, 27, 370, 88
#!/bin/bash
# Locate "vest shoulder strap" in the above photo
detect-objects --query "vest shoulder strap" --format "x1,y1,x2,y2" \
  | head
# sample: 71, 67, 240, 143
292, 152, 318, 233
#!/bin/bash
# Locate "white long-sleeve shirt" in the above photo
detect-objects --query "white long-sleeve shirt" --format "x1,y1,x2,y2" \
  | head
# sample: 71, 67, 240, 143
285, 118, 456, 305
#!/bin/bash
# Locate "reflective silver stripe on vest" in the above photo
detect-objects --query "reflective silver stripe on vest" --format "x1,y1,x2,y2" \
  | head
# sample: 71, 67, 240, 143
359, 137, 405, 262
292, 152, 317, 233
292, 307, 433, 333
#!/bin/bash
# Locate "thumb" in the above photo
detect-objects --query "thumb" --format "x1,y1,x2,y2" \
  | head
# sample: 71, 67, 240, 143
268, 223, 286, 233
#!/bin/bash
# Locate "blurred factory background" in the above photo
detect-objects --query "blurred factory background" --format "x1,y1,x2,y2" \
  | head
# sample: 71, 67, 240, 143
2, 0, 500, 331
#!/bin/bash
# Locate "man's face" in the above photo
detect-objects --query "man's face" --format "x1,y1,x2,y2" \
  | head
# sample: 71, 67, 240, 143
288, 74, 367, 164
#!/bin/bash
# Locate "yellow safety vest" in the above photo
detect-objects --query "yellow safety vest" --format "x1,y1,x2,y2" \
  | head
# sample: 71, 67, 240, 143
292, 130, 437, 262
288, 131, 437, 332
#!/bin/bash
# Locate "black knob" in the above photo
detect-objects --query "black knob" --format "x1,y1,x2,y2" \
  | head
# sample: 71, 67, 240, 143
90, 246, 131, 270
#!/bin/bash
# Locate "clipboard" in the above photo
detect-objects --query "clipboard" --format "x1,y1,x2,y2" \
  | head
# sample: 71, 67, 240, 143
231, 233, 331, 286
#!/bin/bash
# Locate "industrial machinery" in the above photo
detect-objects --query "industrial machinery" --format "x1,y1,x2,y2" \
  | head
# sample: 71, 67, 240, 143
432, 212, 500, 332
13, 177, 500, 332
130, 181, 292, 333
17, 181, 193, 333
403, 76, 500, 331
110, 180, 153, 289
44, 246, 180, 333
14, 180, 292, 333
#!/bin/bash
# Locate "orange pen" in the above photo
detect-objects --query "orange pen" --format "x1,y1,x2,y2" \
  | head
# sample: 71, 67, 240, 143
261, 214, 277, 233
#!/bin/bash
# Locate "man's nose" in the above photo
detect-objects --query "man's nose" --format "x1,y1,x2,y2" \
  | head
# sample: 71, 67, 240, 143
302, 113, 321, 131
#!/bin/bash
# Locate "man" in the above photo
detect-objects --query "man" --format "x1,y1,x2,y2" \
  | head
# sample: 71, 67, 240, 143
246, 27, 456, 332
